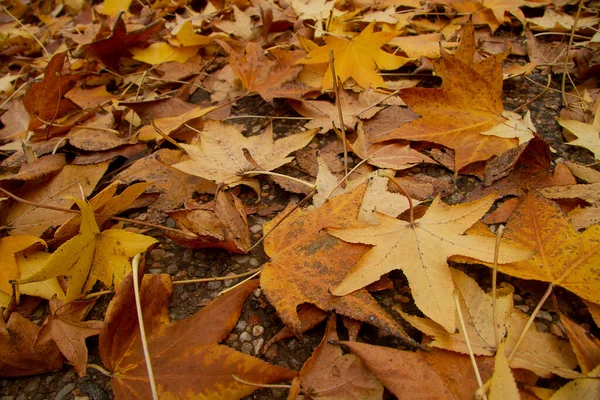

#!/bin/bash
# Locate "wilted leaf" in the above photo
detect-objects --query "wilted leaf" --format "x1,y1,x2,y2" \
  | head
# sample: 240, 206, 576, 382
329, 194, 531, 332
100, 274, 296, 399
18, 198, 157, 301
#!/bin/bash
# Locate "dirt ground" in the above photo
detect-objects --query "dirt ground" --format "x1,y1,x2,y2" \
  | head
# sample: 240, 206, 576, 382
1, 57, 598, 400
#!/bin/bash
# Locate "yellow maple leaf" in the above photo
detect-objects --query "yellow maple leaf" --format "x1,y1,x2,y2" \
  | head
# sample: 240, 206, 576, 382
18, 198, 157, 301
130, 42, 198, 65
295, 22, 410, 90
559, 111, 600, 160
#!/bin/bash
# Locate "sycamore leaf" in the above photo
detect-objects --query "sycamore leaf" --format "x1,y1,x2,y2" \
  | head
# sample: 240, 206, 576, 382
559, 111, 600, 160
37, 297, 103, 377
15, 251, 64, 302
261, 184, 416, 346
0, 312, 63, 377
213, 5, 257, 41
136, 104, 217, 142
329, 193, 532, 332
489, 191, 600, 304
559, 312, 600, 375
0, 236, 62, 307
296, 22, 410, 89
100, 275, 295, 399
130, 42, 199, 65
402, 268, 579, 378
18, 198, 157, 302
100, 0, 132, 16
5, 163, 108, 237
489, 341, 520, 400
174, 21, 212, 47
174, 120, 317, 189
372, 22, 518, 171
216, 40, 308, 101
339, 341, 495, 399
549, 364, 600, 400
295, 316, 384, 400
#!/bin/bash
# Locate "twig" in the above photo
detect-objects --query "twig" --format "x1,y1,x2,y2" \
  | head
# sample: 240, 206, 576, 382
561, 0, 585, 107
2, 6, 49, 56
322, 157, 370, 202
329, 50, 348, 176
172, 267, 263, 285
378, 170, 415, 224
513, 74, 551, 113
78, 290, 113, 301
355, 89, 400, 116
87, 363, 112, 376
217, 269, 261, 297
131, 254, 158, 400
0, 187, 196, 239
492, 225, 505, 350
224, 115, 313, 121
454, 291, 486, 398
232, 374, 292, 389
240, 170, 316, 190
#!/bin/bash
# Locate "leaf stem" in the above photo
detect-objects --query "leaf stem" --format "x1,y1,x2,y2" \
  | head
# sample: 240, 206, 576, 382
131, 254, 159, 400
87, 363, 112, 376
172, 267, 263, 285
492, 225, 505, 350
232, 374, 292, 389
561, 0, 584, 107
241, 170, 316, 190
329, 50, 348, 177
0, 187, 196, 239
378, 170, 414, 224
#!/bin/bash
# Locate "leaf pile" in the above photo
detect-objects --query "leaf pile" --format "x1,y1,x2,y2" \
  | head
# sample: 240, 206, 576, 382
0, 0, 599, 399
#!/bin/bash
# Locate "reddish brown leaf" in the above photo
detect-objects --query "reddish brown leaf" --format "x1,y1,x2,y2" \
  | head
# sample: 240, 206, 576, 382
100, 274, 295, 399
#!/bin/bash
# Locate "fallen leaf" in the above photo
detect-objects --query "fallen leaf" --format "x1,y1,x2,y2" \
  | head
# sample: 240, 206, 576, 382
36, 297, 103, 376
548, 364, 600, 399
339, 341, 495, 399
100, 274, 296, 399
136, 104, 216, 142
559, 312, 600, 375
329, 193, 532, 332
0, 312, 63, 377
116, 148, 217, 214
166, 190, 251, 253
217, 40, 308, 101
490, 191, 600, 305
296, 22, 410, 90
22, 52, 80, 131
130, 42, 199, 65
489, 341, 520, 400
213, 5, 258, 41
295, 315, 383, 400
174, 120, 316, 190
5, 162, 108, 236
18, 198, 157, 301
261, 184, 416, 345
0, 153, 66, 182
558, 111, 600, 160
64, 85, 116, 110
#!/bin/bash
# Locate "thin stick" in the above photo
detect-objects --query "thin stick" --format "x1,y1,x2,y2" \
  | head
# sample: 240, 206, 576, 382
172, 267, 262, 285
513, 74, 551, 113
131, 254, 158, 400
241, 170, 316, 190
0, 187, 196, 238
492, 225, 505, 350
2, 6, 49, 56
454, 291, 486, 395
224, 115, 313, 121
87, 363, 112, 376
322, 157, 370, 202
232, 374, 292, 389
355, 89, 400, 116
378, 170, 415, 224
217, 269, 261, 297
507, 283, 554, 364
561, 0, 584, 106
78, 290, 113, 301
329, 50, 348, 176
0, 80, 27, 109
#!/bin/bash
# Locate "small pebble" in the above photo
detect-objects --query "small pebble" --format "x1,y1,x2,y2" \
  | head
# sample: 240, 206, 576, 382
239, 332, 252, 342
550, 323, 564, 337
513, 294, 523, 302
166, 264, 177, 274
24, 378, 40, 393
516, 305, 530, 313
236, 320, 248, 331
534, 322, 549, 332
253, 288, 262, 298
80, 382, 109, 400
180, 292, 189, 301
232, 255, 250, 264
207, 281, 221, 290
253, 338, 264, 354
262, 184, 270, 190
241, 342, 254, 354
536, 310, 553, 322
165, 217, 177, 228
249, 258, 260, 267
148, 268, 162, 274
249, 224, 262, 234
55, 383, 76, 400
252, 325, 264, 336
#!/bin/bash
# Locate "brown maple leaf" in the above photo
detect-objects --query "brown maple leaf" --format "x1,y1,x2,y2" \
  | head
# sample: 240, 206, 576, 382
99, 274, 295, 399
260, 184, 417, 346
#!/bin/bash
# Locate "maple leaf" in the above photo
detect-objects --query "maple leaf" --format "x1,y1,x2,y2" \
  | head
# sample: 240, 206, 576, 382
293, 316, 383, 400
5, 162, 108, 237
488, 341, 520, 400
296, 22, 410, 89
372, 22, 519, 171
260, 184, 417, 346
18, 198, 157, 301
0, 312, 63, 377
216, 40, 308, 102
559, 312, 600, 375
401, 268, 579, 378
36, 297, 103, 377
559, 111, 600, 160
338, 341, 495, 399
22, 52, 80, 131
484, 191, 600, 305
100, 274, 296, 399
213, 5, 258, 41
174, 120, 317, 190
328, 193, 532, 332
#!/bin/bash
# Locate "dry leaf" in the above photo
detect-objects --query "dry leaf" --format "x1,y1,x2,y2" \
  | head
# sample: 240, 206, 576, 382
329, 194, 531, 332
174, 120, 316, 189
100, 275, 296, 398
558, 111, 600, 160
18, 198, 157, 301
261, 184, 416, 345
489, 341, 520, 400
559, 312, 600, 375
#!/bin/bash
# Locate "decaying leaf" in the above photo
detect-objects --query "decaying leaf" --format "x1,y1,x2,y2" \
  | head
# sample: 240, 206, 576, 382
18, 198, 157, 301
100, 274, 296, 399
329, 194, 531, 332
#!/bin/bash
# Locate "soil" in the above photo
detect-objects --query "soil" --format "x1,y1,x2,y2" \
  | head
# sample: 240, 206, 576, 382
1, 64, 599, 400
